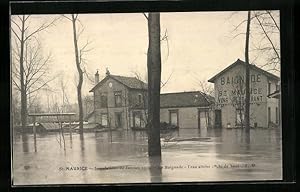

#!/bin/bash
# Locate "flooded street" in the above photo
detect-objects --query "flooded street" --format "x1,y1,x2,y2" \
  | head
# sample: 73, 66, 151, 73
12, 128, 282, 185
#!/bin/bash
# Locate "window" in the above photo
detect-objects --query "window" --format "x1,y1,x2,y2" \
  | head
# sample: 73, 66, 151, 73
268, 82, 271, 94
236, 108, 244, 126
133, 111, 143, 128
115, 112, 122, 128
100, 93, 108, 108
268, 107, 271, 123
114, 91, 122, 107
101, 113, 108, 126
276, 107, 278, 124
169, 110, 179, 126
138, 94, 142, 104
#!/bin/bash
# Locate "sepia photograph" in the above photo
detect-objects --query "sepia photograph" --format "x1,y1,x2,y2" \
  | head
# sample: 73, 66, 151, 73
10, 10, 282, 185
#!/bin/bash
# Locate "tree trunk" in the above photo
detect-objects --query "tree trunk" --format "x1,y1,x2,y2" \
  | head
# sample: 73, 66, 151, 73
147, 13, 162, 157
244, 11, 251, 132
71, 14, 84, 135
20, 15, 27, 132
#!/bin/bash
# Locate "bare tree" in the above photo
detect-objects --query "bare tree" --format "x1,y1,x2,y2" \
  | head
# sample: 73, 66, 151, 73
83, 95, 93, 118
11, 15, 58, 132
58, 75, 71, 113
146, 13, 162, 157
63, 14, 91, 135
194, 78, 214, 127
252, 11, 280, 72
195, 77, 214, 97
230, 11, 278, 131
244, 11, 251, 132
11, 88, 21, 127
231, 11, 280, 73
229, 74, 246, 128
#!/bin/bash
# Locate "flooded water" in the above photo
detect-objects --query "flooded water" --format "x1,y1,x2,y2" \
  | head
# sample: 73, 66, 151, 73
12, 128, 282, 185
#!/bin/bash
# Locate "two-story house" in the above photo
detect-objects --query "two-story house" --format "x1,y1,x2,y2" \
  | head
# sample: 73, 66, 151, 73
89, 70, 214, 130
89, 70, 148, 130
208, 59, 280, 128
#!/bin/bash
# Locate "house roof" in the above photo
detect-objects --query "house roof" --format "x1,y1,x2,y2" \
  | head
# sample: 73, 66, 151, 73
74, 123, 101, 130
208, 59, 280, 83
39, 123, 60, 130
160, 91, 214, 108
89, 74, 147, 92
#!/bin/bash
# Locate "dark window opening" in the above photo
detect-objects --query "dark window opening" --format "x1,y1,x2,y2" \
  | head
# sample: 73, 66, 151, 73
214, 110, 222, 128
276, 107, 278, 124
138, 94, 142, 105
268, 107, 271, 123
115, 112, 122, 128
100, 94, 108, 108
114, 91, 122, 107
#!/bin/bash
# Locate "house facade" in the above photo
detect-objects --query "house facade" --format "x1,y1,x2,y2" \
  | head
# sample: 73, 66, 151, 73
208, 59, 280, 128
160, 91, 214, 130
89, 71, 214, 130
89, 70, 148, 130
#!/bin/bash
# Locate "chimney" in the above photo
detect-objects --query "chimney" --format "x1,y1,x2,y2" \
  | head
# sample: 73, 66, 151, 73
95, 70, 99, 85
106, 68, 110, 76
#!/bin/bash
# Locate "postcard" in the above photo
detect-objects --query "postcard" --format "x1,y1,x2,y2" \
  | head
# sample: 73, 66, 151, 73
11, 10, 282, 185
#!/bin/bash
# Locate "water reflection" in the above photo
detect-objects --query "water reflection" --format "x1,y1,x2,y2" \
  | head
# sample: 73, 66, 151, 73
240, 128, 251, 145
13, 127, 282, 184
207, 127, 223, 138
34, 133, 37, 153
21, 133, 29, 153
242, 129, 251, 153
275, 127, 281, 145
69, 134, 73, 149
80, 134, 85, 152
148, 156, 162, 183
79, 134, 87, 183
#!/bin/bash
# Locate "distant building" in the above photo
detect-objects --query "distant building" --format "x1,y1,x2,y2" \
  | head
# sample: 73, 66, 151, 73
208, 59, 280, 128
89, 69, 148, 130
160, 91, 214, 129
89, 70, 214, 130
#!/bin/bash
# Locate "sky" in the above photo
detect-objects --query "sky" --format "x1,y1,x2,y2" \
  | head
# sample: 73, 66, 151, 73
11, 11, 280, 107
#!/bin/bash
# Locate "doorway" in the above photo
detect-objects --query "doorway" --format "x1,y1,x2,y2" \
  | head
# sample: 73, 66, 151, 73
115, 112, 122, 128
198, 109, 208, 136
214, 110, 222, 128
169, 110, 179, 127
198, 109, 207, 129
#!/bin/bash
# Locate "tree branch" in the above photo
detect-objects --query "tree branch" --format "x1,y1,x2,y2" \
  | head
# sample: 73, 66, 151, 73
254, 13, 280, 60
161, 70, 173, 88
24, 17, 59, 41
11, 28, 21, 42
11, 19, 22, 32
266, 10, 280, 31
62, 14, 72, 21
12, 78, 21, 91
28, 77, 56, 95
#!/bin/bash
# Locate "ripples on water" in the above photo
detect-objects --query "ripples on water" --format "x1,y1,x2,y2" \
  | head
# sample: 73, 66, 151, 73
12, 128, 282, 185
